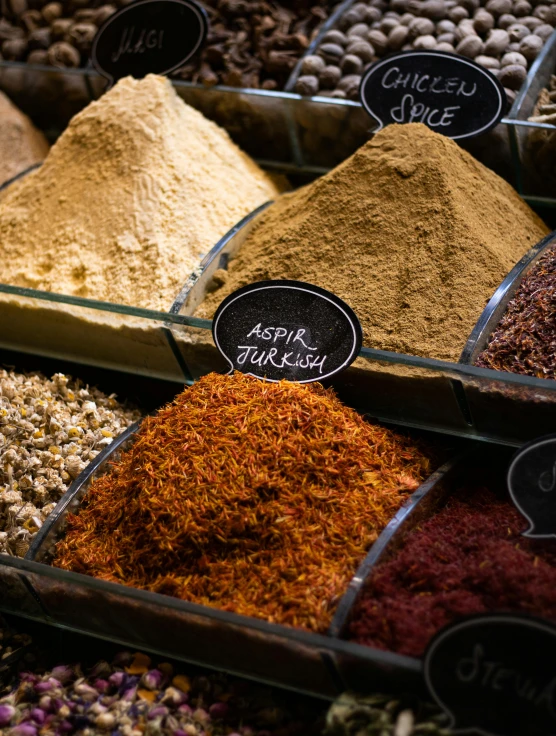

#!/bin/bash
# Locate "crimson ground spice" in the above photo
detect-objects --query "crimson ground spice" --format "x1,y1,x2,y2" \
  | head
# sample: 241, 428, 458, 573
53, 372, 435, 632
476, 244, 556, 379
347, 484, 556, 657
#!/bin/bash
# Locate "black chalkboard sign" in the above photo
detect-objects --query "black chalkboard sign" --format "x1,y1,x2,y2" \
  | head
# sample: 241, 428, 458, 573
212, 280, 363, 383
508, 434, 556, 538
359, 50, 505, 140
425, 614, 556, 736
91, 0, 208, 84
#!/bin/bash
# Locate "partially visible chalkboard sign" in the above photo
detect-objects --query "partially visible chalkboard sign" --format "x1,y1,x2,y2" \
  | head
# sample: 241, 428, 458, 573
92, 0, 208, 84
425, 614, 556, 736
212, 280, 363, 383
359, 50, 505, 140
508, 434, 556, 538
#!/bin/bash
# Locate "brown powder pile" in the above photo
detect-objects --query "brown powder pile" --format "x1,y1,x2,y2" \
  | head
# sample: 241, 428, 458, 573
198, 124, 548, 362
0, 91, 49, 188
0, 75, 282, 311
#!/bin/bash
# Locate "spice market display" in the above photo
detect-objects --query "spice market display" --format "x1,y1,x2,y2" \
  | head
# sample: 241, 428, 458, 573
52, 372, 436, 632
346, 477, 556, 657
0, 368, 140, 558
4, 0, 556, 722
196, 122, 548, 362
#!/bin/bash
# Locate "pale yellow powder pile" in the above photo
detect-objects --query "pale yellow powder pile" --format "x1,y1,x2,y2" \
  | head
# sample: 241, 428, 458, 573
0, 75, 282, 310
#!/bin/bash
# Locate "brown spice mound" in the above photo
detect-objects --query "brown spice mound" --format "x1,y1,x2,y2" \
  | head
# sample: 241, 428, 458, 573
198, 124, 548, 362
53, 372, 434, 632
476, 244, 556, 378
0, 91, 49, 187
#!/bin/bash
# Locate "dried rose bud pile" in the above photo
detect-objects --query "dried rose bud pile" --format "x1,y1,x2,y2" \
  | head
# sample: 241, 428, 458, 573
0, 369, 140, 558
0, 650, 322, 736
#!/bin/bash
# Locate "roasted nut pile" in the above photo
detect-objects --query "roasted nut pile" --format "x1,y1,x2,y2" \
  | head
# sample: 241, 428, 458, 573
297, 0, 556, 99
0, 0, 334, 90
0, 650, 323, 735
0, 0, 119, 68
0, 369, 140, 558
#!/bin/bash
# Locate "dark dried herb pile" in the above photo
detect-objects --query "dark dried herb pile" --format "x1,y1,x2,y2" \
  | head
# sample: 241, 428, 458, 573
53, 372, 435, 633
347, 484, 556, 657
476, 244, 556, 378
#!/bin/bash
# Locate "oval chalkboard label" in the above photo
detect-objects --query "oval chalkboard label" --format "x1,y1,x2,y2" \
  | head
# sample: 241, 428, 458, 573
212, 280, 363, 383
508, 433, 556, 539
91, 0, 208, 84
425, 614, 556, 736
359, 50, 505, 140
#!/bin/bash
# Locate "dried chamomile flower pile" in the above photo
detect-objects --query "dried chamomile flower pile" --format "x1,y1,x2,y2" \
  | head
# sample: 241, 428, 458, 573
0, 369, 140, 558
0, 650, 323, 736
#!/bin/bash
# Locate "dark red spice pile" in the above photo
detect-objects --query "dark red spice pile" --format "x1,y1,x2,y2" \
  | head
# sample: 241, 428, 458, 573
347, 485, 556, 657
475, 244, 556, 379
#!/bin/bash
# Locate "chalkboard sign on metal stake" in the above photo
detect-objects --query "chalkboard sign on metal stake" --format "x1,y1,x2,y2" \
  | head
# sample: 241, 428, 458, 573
212, 280, 363, 383
507, 433, 556, 538
424, 614, 556, 736
359, 50, 505, 140
91, 0, 208, 85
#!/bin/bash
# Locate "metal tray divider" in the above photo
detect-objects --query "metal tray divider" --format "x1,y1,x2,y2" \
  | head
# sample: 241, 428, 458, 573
327, 455, 464, 639
459, 229, 556, 366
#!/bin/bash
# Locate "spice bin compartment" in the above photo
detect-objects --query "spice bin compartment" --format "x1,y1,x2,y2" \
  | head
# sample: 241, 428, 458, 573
11, 417, 459, 697
331, 451, 519, 690
460, 229, 556, 366
328, 457, 461, 639
456, 230, 556, 441
504, 29, 556, 201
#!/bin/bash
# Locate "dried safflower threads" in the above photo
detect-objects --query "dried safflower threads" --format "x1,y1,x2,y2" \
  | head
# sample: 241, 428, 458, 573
347, 484, 556, 657
54, 372, 435, 632
0, 369, 140, 557
475, 244, 556, 379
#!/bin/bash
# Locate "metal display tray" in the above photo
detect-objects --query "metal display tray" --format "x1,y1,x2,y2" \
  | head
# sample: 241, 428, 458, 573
506, 29, 556, 205
0, 411, 460, 699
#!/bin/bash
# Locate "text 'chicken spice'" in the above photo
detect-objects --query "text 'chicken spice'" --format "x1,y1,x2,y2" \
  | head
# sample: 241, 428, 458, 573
53, 372, 435, 633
